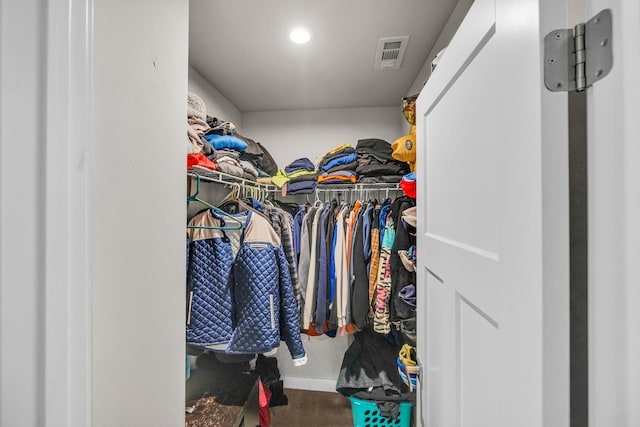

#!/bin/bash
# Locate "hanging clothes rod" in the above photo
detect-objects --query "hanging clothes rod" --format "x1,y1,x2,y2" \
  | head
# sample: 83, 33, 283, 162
314, 183, 402, 203
187, 171, 278, 192
187, 171, 403, 203
315, 183, 400, 191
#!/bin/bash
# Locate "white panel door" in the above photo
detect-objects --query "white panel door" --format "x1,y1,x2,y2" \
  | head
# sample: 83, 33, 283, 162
415, 0, 570, 426
586, 1, 640, 426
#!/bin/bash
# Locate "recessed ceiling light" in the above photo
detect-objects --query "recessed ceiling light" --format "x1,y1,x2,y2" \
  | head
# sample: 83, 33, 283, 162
290, 27, 311, 44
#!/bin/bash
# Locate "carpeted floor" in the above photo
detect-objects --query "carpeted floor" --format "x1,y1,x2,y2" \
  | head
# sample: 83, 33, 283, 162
269, 388, 353, 427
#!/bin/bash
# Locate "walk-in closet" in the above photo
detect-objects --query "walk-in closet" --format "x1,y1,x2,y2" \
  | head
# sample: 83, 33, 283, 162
6, 0, 639, 426
182, 2, 450, 424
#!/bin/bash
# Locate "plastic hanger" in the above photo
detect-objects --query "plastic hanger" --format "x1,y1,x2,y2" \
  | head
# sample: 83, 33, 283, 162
219, 182, 258, 215
187, 174, 243, 230
217, 182, 241, 207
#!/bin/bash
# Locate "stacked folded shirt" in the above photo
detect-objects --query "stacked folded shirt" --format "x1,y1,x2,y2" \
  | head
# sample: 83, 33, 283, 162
186, 95, 278, 180
187, 153, 217, 174
317, 144, 358, 184
317, 170, 356, 184
271, 158, 317, 194
196, 116, 279, 181
355, 138, 410, 183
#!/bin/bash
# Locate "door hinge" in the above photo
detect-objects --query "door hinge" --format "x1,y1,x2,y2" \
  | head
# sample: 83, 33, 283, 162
544, 9, 612, 92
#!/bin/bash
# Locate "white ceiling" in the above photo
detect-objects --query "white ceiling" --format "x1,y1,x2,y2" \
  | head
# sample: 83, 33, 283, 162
189, 0, 459, 112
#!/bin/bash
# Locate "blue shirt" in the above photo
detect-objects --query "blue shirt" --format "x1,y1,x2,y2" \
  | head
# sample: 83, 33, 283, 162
378, 200, 392, 243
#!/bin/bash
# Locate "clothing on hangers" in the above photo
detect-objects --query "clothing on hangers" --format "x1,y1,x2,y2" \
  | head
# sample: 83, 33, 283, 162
186, 208, 306, 366
297, 205, 317, 328
262, 180, 416, 342
250, 199, 301, 309
373, 207, 395, 335
292, 205, 306, 259
302, 205, 324, 330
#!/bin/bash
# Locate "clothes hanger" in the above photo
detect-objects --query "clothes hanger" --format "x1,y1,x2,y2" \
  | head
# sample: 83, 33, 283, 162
217, 182, 241, 207
262, 187, 269, 203
187, 174, 243, 230
313, 188, 323, 207
219, 182, 256, 215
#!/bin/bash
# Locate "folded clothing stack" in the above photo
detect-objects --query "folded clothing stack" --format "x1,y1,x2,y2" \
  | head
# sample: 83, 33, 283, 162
317, 144, 358, 184
355, 138, 410, 183
201, 132, 255, 180
186, 95, 279, 181
187, 93, 216, 157
206, 116, 279, 177
188, 117, 275, 181
187, 153, 217, 175
317, 169, 356, 184
271, 158, 317, 194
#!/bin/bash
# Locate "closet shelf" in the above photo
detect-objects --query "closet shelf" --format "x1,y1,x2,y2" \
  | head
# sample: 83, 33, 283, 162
187, 170, 278, 192
187, 171, 403, 198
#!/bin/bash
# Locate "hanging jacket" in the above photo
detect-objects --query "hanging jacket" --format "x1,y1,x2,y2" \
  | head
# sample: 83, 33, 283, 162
389, 197, 416, 322
303, 206, 324, 330
351, 203, 373, 330
373, 210, 396, 334
187, 208, 307, 366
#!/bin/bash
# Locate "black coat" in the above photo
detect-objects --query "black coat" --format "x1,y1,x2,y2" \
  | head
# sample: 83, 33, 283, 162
389, 197, 416, 322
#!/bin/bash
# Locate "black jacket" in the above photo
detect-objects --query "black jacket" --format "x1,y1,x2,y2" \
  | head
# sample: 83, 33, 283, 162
389, 197, 416, 322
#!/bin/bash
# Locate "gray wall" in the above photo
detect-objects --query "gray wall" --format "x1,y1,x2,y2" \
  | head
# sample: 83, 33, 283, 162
406, 0, 475, 97
189, 65, 243, 127
93, 0, 188, 425
0, 1, 47, 426
187, 85, 404, 388
243, 107, 405, 169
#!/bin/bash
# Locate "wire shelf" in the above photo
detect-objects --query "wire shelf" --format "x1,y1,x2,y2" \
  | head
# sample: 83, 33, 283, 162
187, 171, 403, 201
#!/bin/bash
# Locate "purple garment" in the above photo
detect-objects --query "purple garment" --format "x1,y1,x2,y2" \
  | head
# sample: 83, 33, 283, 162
398, 284, 416, 307
293, 205, 306, 258
315, 204, 332, 334
286, 179, 318, 194
284, 157, 315, 174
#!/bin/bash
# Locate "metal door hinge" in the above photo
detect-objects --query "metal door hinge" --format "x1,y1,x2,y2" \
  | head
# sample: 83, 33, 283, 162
544, 9, 612, 92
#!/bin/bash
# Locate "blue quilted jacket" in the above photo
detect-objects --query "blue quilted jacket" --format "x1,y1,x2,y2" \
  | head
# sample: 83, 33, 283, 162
187, 209, 306, 365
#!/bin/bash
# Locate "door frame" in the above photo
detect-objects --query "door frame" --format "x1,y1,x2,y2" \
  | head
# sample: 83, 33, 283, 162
45, 0, 94, 425
586, 0, 640, 425
0, 0, 94, 425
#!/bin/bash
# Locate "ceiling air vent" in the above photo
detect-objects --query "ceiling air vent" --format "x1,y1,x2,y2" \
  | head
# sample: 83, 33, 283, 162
375, 36, 409, 70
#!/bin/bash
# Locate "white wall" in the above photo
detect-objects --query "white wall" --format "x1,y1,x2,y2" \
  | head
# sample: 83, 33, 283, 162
189, 65, 242, 127
243, 106, 405, 169
278, 335, 351, 392
406, 0, 474, 98
242, 106, 402, 386
93, 1, 188, 426
180, 81, 404, 386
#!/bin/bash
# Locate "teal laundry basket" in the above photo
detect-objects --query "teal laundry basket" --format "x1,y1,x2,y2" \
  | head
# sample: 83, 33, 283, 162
349, 396, 412, 427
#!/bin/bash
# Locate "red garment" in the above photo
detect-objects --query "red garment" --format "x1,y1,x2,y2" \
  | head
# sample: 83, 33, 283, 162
187, 153, 217, 171
400, 177, 416, 198
258, 379, 272, 427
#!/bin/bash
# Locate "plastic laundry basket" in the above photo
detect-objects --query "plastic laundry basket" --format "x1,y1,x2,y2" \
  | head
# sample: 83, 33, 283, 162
349, 396, 412, 427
